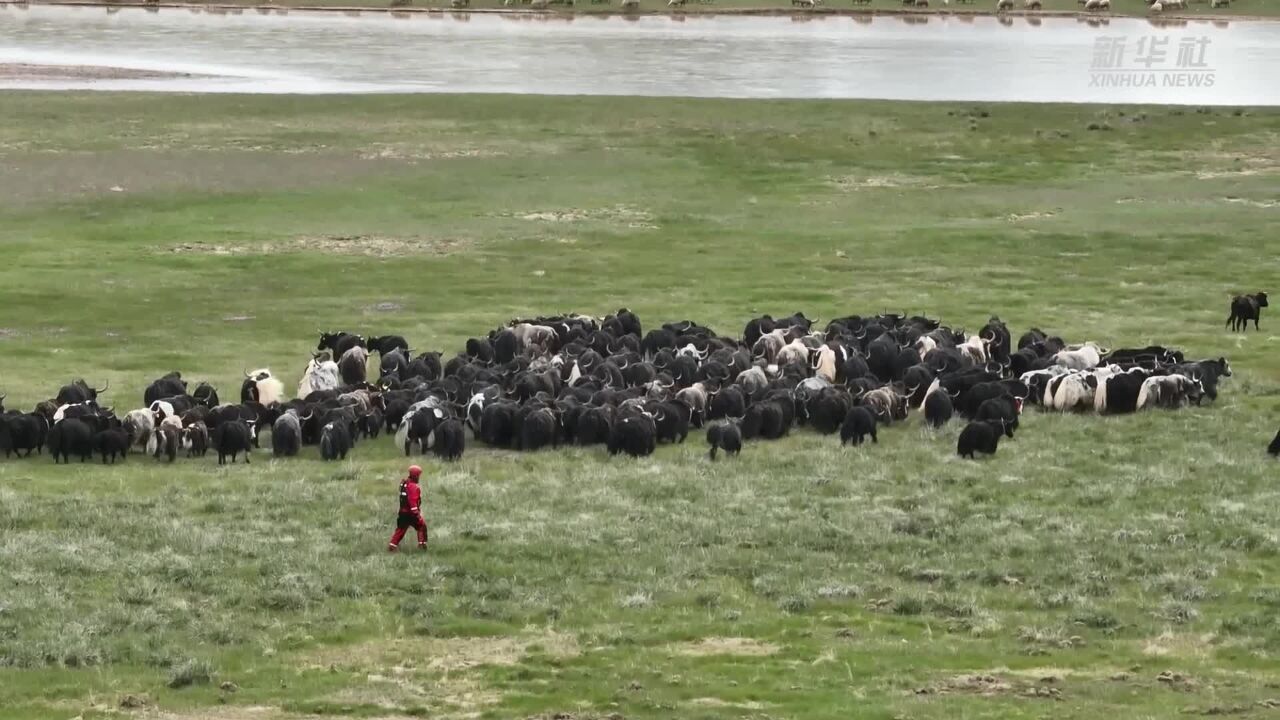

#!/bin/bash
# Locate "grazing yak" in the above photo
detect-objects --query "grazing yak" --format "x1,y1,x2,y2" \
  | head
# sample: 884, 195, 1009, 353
144, 372, 187, 406
1053, 342, 1107, 371
1094, 368, 1149, 414
1170, 358, 1231, 402
213, 419, 254, 465
840, 406, 877, 446
93, 424, 131, 464
922, 387, 955, 428
433, 418, 466, 461
182, 422, 210, 458
272, 412, 304, 457
122, 409, 155, 454
151, 422, 180, 463
318, 331, 365, 359
957, 420, 1003, 459
1, 413, 48, 457
338, 346, 370, 386
298, 353, 340, 399
48, 418, 94, 463
56, 379, 108, 406
367, 335, 410, 356
1136, 374, 1203, 410
380, 348, 410, 382
320, 421, 352, 461
608, 412, 657, 458
706, 421, 742, 460
192, 382, 220, 408
241, 369, 284, 405
1269, 429, 1280, 457
1227, 292, 1267, 332
976, 395, 1020, 438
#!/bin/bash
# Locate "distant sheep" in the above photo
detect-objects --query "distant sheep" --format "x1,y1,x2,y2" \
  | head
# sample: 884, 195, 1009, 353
1024, 0, 1041, 7
996, 0, 1012, 9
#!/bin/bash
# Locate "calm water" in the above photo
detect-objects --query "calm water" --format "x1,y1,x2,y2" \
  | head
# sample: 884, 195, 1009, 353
2, 4, 1278, 103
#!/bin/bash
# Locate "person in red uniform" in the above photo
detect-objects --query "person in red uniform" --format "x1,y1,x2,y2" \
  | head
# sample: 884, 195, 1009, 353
388, 465, 427, 552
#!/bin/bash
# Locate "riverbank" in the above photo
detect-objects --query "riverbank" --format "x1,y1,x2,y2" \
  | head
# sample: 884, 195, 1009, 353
4, 0, 1277, 20
0, 62, 210, 81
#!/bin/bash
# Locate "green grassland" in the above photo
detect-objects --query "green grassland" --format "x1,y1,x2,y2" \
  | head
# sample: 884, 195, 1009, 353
21, 0, 1280, 18
0, 93, 1278, 720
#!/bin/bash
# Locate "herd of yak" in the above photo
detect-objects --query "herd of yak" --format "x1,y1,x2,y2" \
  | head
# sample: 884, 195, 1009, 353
3, 301, 1274, 467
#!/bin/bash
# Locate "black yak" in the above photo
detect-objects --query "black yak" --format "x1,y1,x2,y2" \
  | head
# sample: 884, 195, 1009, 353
706, 421, 742, 461
839, 406, 877, 446
957, 420, 1003, 459
1227, 292, 1268, 332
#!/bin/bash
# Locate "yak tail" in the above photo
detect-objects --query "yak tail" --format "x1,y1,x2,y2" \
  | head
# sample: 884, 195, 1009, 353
709, 444, 719, 461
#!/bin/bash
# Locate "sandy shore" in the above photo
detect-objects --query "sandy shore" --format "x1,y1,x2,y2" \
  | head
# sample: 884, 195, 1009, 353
0, 63, 210, 81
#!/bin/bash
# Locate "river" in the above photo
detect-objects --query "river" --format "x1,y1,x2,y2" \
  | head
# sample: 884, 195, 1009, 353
2, 4, 1278, 103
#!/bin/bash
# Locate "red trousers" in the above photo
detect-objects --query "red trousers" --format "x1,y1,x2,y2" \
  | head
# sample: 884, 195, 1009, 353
389, 513, 427, 549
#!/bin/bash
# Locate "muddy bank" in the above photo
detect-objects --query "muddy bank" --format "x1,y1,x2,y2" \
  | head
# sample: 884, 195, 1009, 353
0, 62, 210, 80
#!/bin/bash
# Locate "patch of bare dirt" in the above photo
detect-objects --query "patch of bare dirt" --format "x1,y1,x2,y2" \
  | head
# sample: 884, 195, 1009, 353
913, 674, 1062, 700
670, 637, 780, 657
1142, 631, 1216, 659
1006, 210, 1057, 222
326, 674, 501, 717
508, 205, 657, 229
1222, 197, 1279, 208
828, 174, 946, 191
165, 235, 471, 258
146, 706, 278, 720
686, 697, 769, 710
148, 711, 423, 720
1192, 152, 1280, 180
0, 63, 211, 81
357, 145, 508, 161
306, 630, 579, 673
1196, 168, 1278, 180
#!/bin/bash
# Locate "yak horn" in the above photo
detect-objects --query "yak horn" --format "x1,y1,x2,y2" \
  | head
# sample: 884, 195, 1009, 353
95, 381, 110, 394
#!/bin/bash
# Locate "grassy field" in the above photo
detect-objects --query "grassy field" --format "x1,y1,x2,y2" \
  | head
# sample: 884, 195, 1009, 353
23, 0, 1280, 18
0, 93, 1278, 720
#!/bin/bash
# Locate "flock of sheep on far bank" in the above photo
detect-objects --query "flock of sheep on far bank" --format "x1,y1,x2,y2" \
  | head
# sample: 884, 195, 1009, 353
3, 293, 1275, 467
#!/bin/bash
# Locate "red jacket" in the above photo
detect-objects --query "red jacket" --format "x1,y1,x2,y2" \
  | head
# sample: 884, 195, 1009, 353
399, 479, 422, 515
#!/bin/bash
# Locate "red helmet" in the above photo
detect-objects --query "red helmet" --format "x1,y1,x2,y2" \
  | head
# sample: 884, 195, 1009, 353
407, 465, 422, 480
